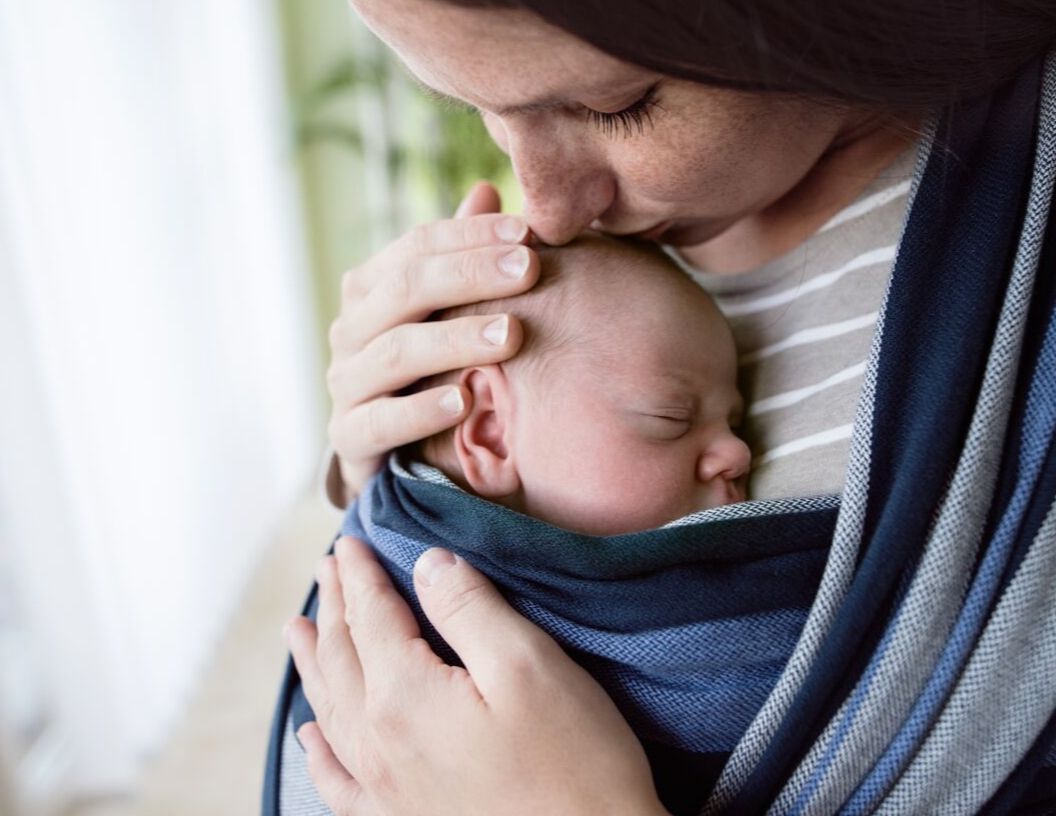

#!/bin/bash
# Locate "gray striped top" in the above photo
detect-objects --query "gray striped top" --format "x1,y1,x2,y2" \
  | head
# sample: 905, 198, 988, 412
682, 146, 916, 500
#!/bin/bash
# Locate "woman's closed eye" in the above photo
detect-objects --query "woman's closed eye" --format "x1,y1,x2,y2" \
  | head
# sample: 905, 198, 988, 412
585, 83, 661, 139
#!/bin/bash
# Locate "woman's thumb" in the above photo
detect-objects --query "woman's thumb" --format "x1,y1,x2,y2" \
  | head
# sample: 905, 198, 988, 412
454, 181, 501, 218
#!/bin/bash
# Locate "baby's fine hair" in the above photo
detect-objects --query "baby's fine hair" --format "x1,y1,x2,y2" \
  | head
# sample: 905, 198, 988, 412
426, 233, 694, 384
406, 234, 698, 464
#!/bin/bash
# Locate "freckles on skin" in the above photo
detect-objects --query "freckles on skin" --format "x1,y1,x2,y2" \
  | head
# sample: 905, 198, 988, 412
607, 83, 837, 222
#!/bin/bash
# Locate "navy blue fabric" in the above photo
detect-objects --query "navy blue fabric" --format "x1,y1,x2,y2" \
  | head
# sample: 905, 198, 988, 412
725, 57, 1045, 814
982, 711, 1056, 815
988, 187, 1056, 594
972, 137, 1056, 816
371, 476, 832, 762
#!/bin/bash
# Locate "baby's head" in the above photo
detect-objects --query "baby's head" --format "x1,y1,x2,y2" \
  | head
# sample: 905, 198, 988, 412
416, 234, 749, 535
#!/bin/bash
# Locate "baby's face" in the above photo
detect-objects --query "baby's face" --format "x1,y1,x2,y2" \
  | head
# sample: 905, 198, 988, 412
508, 257, 749, 535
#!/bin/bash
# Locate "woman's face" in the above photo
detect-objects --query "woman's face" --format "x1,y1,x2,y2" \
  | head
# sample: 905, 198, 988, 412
351, 0, 852, 248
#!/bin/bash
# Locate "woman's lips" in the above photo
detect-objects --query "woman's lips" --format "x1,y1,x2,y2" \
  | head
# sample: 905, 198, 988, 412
591, 219, 672, 242
634, 221, 671, 241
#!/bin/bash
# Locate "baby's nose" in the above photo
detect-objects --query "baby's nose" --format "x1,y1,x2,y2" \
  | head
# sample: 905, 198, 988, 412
698, 435, 752, 483
727, 437, 752, 480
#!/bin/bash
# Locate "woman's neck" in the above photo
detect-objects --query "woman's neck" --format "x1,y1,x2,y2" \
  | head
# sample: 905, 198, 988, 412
679, 115, 921, 275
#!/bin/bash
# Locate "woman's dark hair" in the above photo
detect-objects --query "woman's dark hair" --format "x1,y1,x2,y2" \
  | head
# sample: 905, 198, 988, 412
440, 0, 1055, 111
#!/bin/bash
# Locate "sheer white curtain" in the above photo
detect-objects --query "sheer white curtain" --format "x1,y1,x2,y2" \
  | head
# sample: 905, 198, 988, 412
0, 0, 321, 808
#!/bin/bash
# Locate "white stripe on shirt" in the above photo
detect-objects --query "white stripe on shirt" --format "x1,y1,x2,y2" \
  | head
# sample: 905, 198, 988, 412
749, 362, 868, 416
720, 245, 897, 318
818, 180, 913, 234
739, 312, 880, 365
754, 423, 855, 467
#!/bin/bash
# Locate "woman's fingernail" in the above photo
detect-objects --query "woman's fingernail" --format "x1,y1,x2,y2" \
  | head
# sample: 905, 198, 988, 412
439, 388, 464, 415
483, 315, 509, 346
495, 217, 527, 243
416, 548, 457, 587
499, 246, 529, 279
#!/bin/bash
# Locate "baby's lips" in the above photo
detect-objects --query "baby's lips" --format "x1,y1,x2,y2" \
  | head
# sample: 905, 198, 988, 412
695, 482, 740, 512
721, 480, 745, 505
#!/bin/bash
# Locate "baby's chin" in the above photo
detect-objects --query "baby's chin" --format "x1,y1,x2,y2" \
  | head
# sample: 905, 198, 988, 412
553, 496, 743, 537
517, 479, 749, 537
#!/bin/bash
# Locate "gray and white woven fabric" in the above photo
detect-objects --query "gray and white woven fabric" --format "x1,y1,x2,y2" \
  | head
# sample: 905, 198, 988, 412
703, 51, 1056, 816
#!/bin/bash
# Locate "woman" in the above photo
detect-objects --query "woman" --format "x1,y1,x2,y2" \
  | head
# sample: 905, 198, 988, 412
268, 1, 1056, 813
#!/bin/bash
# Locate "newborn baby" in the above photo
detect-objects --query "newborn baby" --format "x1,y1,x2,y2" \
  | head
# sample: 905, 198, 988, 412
274, 238, 781, 816
412, 233, 750, 535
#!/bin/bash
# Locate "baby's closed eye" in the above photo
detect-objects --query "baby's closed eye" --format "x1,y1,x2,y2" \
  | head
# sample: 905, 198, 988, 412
638, 412, 692, 440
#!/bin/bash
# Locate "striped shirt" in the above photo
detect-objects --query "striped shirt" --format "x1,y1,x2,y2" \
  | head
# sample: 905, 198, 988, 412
681, 146, 917, 500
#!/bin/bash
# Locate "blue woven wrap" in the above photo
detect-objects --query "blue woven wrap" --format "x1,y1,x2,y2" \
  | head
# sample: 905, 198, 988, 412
263, 53, 1056, 816
337, 466, 835, 810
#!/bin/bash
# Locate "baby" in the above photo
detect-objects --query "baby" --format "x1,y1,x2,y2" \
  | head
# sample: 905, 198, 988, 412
409, 233, 750, 535
273, 236, 763, 816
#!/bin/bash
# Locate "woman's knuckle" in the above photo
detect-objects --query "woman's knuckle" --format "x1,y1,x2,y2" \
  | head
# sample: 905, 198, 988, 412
364, 689, 407, 741
328, 318, 344, 350
325, 363, 342, 396
314, 698, 338, 733
354, 740, 396, 793
358, 400, 389, 453
317, 627, 347, 661
451, 251, 479, 289
504, 643, 545, 685
434, 320, 462, 360
377, 328, 405, 371
434, 578, 489, 623
385, 262, 414, 305
406, 223, 432, 257
340, 268, 362, 301
357, 580, 392, 622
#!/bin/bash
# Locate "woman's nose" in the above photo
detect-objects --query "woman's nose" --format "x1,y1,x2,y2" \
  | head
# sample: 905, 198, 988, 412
698, 434, 752, 484
505, 125, 613, 245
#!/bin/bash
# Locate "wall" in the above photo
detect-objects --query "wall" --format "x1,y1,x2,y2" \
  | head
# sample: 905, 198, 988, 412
0, 0, 321, 807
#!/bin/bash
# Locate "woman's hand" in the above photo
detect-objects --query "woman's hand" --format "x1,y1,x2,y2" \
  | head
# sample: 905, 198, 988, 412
285, 537, 669, 816
327, 182, 538, 505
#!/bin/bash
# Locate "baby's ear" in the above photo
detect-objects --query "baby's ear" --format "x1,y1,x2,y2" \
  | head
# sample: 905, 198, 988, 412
454, 365, 520, 498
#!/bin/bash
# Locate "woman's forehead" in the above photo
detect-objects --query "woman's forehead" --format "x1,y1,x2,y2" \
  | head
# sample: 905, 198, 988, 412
350, 0, 650, 112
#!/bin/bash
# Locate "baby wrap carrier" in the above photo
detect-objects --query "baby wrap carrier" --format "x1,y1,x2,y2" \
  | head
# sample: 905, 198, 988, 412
263, 53, 1056, 815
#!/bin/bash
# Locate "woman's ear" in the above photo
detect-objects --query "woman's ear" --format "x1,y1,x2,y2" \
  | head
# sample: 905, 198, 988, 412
454, 365, 520, 498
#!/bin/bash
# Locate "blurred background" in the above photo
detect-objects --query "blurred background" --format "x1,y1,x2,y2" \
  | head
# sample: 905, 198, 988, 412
0, 1, 517, 813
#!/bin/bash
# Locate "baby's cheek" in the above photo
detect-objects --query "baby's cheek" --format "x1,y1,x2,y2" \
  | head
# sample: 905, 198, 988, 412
584, 452, 692, 528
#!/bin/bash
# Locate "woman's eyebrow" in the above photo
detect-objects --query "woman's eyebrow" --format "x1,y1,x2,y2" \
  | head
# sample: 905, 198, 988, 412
413, 78, 567, 116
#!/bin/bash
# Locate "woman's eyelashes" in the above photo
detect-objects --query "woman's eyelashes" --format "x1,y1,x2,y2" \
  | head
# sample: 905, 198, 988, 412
585, 83, 661, 139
